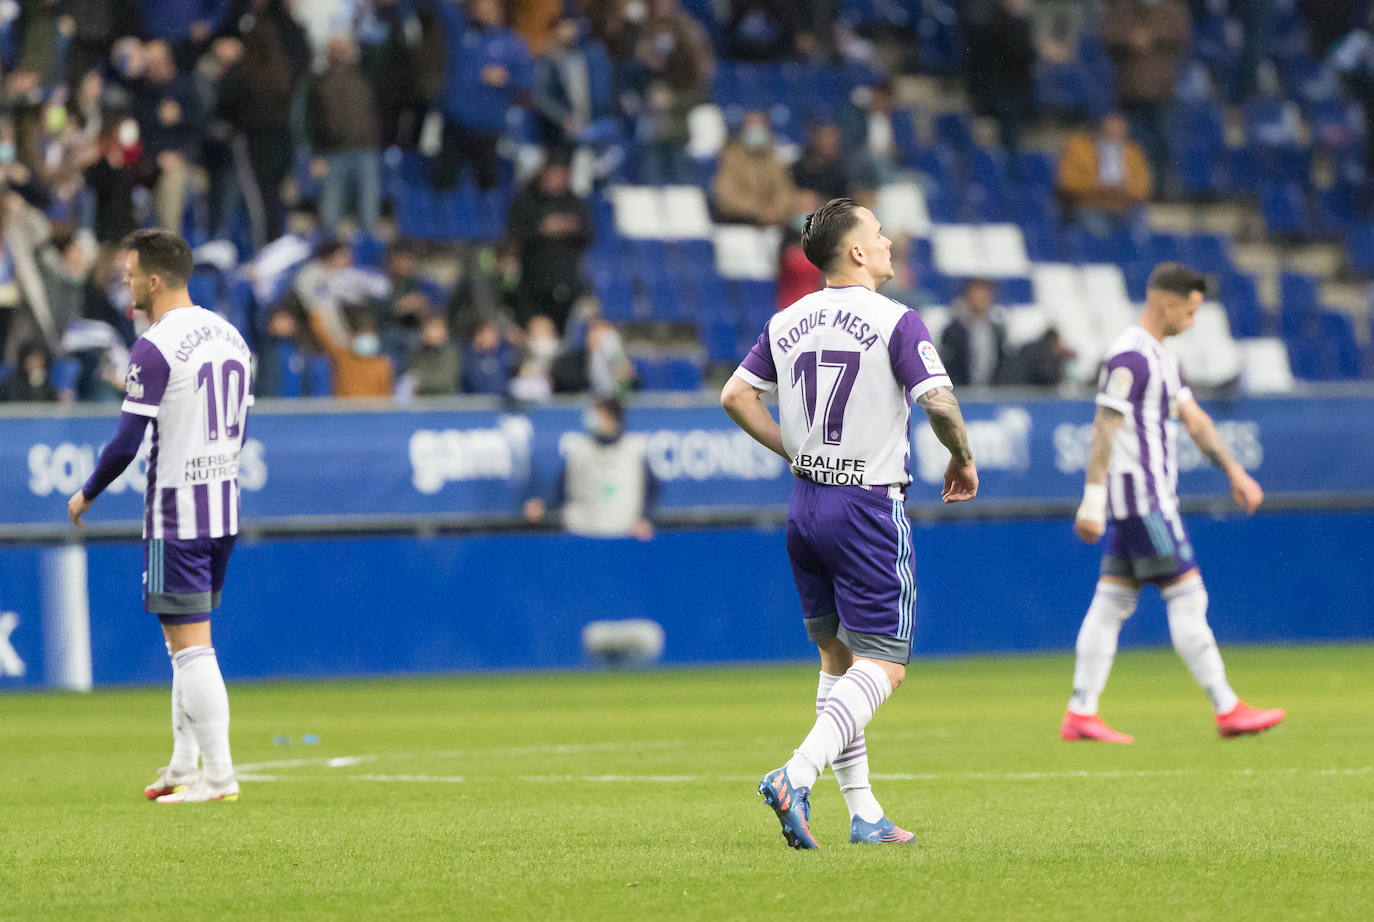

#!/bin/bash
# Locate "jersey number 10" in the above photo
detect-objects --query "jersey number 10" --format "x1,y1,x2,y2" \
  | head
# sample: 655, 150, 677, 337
792, 349, 860, 445
195, 359, 249, 443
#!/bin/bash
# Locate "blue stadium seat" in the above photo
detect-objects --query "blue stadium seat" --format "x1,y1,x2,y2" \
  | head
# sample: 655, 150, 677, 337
1278, 271, 1321, 336
1121, 261, 1154, 302
933, 112, 973, 152
1348, 220, 1374, 274
1184, 233, 1233, 275
1017, 151, 1057, 190
595, 275, 637, 321
703, 319, 742, 362
303, 356, 334, 397
50, 358, 81, 394
1287, 312, 1360, 380
646, 276, 688, 321
188, 269, 221, 313
997, 277, 1033, 305
1148, 232, 1183, 265
1218, 272, 1265, 338
1260, 182, 1309, 236
634, 356, 704, 391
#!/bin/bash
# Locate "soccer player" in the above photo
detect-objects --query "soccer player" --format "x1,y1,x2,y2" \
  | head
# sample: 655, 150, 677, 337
1062, 262, 1285, 743
67, 229, 252, 802
721, 198, 978, 849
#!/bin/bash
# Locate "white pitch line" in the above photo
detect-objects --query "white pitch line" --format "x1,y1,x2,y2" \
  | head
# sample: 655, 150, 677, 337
236, 765, 1373, 785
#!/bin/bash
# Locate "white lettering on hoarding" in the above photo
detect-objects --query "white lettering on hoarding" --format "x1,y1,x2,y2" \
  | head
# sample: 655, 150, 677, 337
915, 408, 1032, 485
409, 417, 533, 494
26, 439, 267, 497
1052, 420, 1263, 473
0, 611, 25, 677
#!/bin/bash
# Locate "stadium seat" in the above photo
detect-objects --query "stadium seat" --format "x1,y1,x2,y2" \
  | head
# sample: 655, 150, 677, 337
1218, 271, 1266, 338
874, 182, 931, 239
713, 225, 781, 280
918, 304, 950, 344
1237, 338, 1295, 393
634, 355, 704, 391
686, 104, 728, 160
996, 277, 1033, 305
1170, 303, 1242, 386
931, 225, 981, 278
1260, 181, 1309, 235
1278, 271, 1321, 336
979, 224, 1031, 277
1079, 264, 1136, 344
303, 356, 334, 397
611, 186, 666, 239
50, 358, 81, 394
1347, 219, 1374, 275
1003, 305, 1052, 347
1184, 233, 1233, 275
660, 186, 713, 239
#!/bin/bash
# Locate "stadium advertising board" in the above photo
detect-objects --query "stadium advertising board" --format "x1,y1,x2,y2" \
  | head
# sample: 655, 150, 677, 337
1, 396, 1371, 532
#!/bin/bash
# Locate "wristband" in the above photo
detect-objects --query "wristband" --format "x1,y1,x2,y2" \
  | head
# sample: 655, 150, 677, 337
1077, 483, 1107, 525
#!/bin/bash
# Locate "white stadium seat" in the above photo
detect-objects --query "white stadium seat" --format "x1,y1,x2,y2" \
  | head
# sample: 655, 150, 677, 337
874, 182, 931, 239
610, 186, 666, 239
1003, 305, 1052, 348
714, 225, 782, 280
931, 225, 982, 278
660, 186, 713, 240
979, 224, 1031, 276
1237, 337, 1296, 393
1171, 303, 1242, 387
1079, 264, 1136, 345
1032, 263, 1099, 379
918, 304, 950, 344
687, 104, 728, 160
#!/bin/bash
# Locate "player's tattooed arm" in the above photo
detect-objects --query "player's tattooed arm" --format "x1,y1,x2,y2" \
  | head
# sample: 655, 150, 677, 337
1180, 398, 1263, 513
721, 375, 786, 459
1178, 398, 1235, 471
916, 386, 972, 464
1085, 405, 1126, 485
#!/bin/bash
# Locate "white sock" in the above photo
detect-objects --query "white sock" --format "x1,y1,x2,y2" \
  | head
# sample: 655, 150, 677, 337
1068, 582, 1139, 715
172, 646, 234, 782
817, 671, 884, 823
786, 660, 892, 790
167, 642, 200, 775
1163, 575, 1239, 714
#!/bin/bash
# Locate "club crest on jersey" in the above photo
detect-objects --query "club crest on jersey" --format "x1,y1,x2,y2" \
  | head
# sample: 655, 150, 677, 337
125, 363, 144, 399
918, 341, 945, 374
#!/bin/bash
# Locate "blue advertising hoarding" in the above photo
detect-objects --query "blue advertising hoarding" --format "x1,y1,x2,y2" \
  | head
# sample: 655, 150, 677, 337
1, 395, 1370, 533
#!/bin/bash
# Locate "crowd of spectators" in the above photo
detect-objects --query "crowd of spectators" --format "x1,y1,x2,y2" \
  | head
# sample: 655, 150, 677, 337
0, 0, 1367, 404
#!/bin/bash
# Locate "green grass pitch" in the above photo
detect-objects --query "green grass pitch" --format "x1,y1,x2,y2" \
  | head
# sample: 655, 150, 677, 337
1, 643, 1371, 921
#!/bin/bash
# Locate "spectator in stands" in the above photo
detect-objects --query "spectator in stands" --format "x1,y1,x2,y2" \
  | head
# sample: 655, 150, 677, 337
65, 0, 142, 90
1004, 327, 1071, 387
84, 116, 142, 244
712, 111, 794, 226
842, 79, 917, 191
1104, 0, 1191, 191
630, 0, 715, 184
777, 189, 824, 309
960, 0, 1045, 160
460, 318, 518, 394
505, 154, 592, 333
38, 224, 93, 342
309, 304, 395, 399
940, 278, 1008, 387
217, 0, 310, 248
724, 0, 797, 62
0, 342, 58, 402
193, 36, 245, 240
792, 122, 851, 202
404, 314, 461, 396
533, 16, 616, 156
307, 36, 382, 236
137, 0, 231, 57
254, 306, 302, 398
1056, 112, 1152, 238
427, 0, 533, 190
378, 289, 433, 370
123, 39, 203, 234
367, 0, 438, 150
586, 316, 634, 398
524, 396, 658, 540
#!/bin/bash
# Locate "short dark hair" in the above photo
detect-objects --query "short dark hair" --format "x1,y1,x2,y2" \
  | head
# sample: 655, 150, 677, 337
801, 197, 863, 273
1147, 262, 1207, 298
122, 228, 192, 289
593, 396, 623, 427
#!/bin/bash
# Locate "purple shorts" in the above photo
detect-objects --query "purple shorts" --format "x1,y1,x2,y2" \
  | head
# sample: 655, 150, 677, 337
144, 535, 237, 621
785, 478, 915, 664
1101, 511, 1196, 585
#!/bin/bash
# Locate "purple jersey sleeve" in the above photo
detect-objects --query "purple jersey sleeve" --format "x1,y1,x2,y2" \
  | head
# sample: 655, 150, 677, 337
1096, 350, 1150, 415
734, 326, 778, 391
119, 338, 172, 418
81, 411, 149, 501
888, 309, 952, 400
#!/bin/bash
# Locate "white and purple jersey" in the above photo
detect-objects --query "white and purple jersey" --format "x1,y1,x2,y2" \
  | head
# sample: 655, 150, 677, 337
733, 285, 952, 487
1095, 325, 1193, 520
121, 306, 254, 540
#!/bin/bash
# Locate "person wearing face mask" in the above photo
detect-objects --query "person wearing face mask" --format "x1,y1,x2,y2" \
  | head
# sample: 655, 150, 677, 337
523, 396, 658, 540
712, 110, 795, 227
0, 342, 59, 402
308, 303, 395, 398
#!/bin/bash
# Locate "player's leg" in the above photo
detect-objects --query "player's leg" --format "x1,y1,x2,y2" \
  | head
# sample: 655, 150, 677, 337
784, 489, 914, 844
150, 537, 239, 803
812, 637, 885, 827
1160, 553, 1284, 737
1063, 519, 1141, 742
143, 540, 201, 799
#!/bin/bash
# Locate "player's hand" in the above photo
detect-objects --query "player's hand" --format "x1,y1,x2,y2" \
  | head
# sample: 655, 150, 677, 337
942, 458, 978, 503
1229, 467, 1263, 514
67, 490, 92, 527
1074, 516, 1104, 544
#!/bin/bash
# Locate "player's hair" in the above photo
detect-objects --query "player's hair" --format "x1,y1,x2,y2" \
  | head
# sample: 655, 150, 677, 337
593, 396, 623, 427
801, 197, 863, 273
1147, 262, 1207, 298
122, 228, 192, 289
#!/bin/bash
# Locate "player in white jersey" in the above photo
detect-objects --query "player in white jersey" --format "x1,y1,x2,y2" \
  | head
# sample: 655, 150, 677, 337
722, 198, 978, 848
67, 230, 252, 802
1063, 263, 1285, 743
